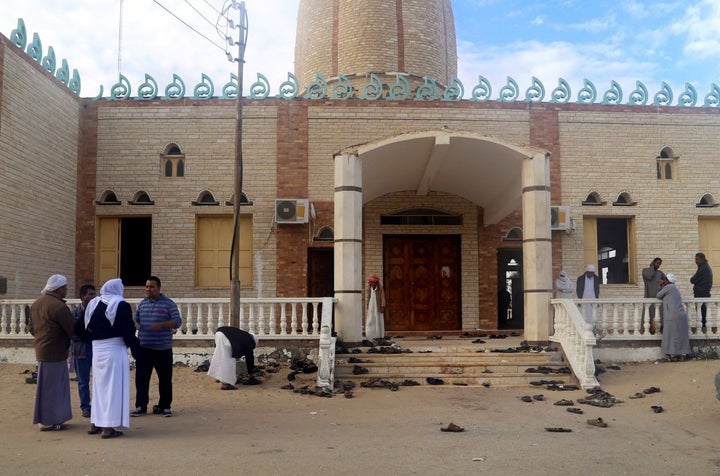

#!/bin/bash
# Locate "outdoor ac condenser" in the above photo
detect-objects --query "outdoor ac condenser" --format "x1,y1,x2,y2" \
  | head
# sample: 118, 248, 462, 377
275, 199, 310, 224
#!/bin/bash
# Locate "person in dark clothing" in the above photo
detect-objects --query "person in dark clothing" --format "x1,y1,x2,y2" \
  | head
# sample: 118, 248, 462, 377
207, 326, 259, 390
71, 284, 96, 418
690, 252, 713, 326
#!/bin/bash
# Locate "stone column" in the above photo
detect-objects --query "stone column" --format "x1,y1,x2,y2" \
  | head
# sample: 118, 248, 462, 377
522, 152, 553, 343
333, 153, 363, 343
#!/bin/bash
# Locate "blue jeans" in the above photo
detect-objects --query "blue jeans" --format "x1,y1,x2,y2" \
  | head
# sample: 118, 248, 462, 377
74, 346, 92, 412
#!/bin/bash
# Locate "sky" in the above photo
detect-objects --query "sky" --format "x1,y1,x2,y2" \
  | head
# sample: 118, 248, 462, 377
2, 0, 720, 104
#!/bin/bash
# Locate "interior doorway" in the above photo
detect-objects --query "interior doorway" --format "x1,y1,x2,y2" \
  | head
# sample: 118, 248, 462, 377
497, 248, 523, 330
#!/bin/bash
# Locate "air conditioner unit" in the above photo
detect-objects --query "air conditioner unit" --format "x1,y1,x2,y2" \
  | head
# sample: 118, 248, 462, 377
550, 206, 570, 231
275, 199, 310, 224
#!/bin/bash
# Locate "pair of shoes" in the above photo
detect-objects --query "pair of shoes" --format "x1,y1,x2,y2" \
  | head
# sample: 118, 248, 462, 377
221, 384, 238, 390
651, 405, 664, 413
40, 423, 67, 431
554, 399, 574, 406
586, 417, 608, 428
440, 422, 464, 432
162, 409, 173, 417
130, 407, 147, 417
101, 429, 123, 439
87, 424, 102, 435
567, 407, 583, 414
545, 427, 572, 432
629, 392, 645, 399
81, 409, 91, 418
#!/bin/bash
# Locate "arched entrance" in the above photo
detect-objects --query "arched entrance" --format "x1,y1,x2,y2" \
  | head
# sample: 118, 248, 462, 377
333, 131, 552, 343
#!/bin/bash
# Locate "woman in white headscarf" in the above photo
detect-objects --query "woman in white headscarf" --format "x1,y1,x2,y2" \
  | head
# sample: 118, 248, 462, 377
77, 278, 138, 439
555, 271, 574, 299
656, 273, 692, 361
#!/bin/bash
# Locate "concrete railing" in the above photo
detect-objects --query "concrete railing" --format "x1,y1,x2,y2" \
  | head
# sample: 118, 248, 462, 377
0, 297, 336, 340
1, 296, 337, 384
551, 297, 720, 389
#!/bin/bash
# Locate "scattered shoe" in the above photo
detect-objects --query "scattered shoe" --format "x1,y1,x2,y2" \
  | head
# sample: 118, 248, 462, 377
441, 422, 465, 432
481, 382, 491, 388
651, 405, 664, 413
343, 390, 353, 398
39, 424, 67, 431
520, 395, 533, 403
545, 427, 572, 432
554, 399, 574, 406
130, 407, 147, 417
629, 392, 645, 399
532, 394, 544, 401
426, 377, 444, 385
567, 407, 583, 414
607, 365, 621, 370
100, 429, 123, 439
643, 386, 661, 394
586, 417, 608, 428
221, 384, 238, 390
243, 376, 261, 385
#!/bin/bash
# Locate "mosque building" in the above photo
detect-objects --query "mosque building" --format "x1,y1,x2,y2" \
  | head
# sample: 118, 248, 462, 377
2, 0, 720, 345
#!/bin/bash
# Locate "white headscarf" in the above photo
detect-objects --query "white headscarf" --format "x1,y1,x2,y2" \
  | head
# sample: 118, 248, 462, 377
85, 278, 125, 328
557, 270, 572, 286
666, 273, 677, 284
41, 274, 67, 295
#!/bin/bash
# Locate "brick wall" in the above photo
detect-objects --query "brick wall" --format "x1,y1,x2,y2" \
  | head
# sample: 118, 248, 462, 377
0, 37, 81, 298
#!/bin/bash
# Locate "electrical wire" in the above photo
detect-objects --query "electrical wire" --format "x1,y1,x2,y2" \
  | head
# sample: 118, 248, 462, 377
151, 0, 226, 52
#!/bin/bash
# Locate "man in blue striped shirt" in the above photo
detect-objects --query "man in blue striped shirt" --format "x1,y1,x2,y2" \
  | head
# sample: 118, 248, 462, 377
131, 276, 182, 418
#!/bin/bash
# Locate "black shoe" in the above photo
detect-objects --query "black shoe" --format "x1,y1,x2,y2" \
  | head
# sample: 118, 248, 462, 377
152, 405, 162, 415
130, 407, 147, 417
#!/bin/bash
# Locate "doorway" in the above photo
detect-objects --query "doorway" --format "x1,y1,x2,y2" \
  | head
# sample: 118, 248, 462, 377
308, 248, 334, 331
497, 248, 524, 330
383, 235, 461, 331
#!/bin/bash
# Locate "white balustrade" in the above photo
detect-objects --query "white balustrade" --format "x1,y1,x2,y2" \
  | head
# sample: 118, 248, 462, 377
0, 297, 336, 340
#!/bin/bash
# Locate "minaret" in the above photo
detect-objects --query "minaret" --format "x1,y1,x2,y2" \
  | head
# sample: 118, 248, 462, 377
294, 0, 457, 93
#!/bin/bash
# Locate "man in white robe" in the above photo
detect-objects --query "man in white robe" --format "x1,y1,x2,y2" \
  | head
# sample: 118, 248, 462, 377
208, 327, 259, 390
365, 275, 385, 339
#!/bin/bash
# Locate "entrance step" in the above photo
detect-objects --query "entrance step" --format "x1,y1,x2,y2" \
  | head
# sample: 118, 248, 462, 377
334, 336, 577, 388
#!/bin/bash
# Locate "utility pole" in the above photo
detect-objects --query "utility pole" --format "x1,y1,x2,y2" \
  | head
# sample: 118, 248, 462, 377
229, 1, 248, 328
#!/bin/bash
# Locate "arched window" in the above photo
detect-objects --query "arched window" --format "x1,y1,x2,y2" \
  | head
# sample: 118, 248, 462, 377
192, 190, 219, 206
697, 193, 719, 208
315, 226, 335, 241
95, 190, 121, 205
129, 191, 154, 205
612, 191, 637, 206
656, 146, 678, 180
225, 192, 252, 206
582, 191, 606, 206
502, 227, 523, 241
162, 143, 185, 178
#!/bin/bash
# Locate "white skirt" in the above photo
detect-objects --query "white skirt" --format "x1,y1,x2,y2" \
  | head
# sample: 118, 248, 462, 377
91, 337, 130, 430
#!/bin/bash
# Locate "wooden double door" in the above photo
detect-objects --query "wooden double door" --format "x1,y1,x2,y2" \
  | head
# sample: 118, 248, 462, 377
384, 235, 461, 331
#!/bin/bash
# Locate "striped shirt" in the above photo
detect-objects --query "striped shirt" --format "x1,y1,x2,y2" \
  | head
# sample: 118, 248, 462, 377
135, 294, 182, 350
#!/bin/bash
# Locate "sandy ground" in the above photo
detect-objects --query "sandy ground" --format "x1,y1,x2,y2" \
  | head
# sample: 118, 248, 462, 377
1, 358, 719, 476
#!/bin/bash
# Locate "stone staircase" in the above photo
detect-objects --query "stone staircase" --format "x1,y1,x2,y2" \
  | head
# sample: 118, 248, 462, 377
334, 335, 577, 388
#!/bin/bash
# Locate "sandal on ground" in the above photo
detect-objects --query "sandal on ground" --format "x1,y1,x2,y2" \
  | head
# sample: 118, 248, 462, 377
628, 392, 645, 399
643, 386, 661, 394
651, 405, 664, 413
545, 427, 572, 432
221, 384, 238, 390
440, 422, 465, 432
40, 424, 67, 431
586, 418, 607, 428
87, 425, 102, 435
554, 399, 574, 406
567, 407, 583, 414
100, 429, 123, 439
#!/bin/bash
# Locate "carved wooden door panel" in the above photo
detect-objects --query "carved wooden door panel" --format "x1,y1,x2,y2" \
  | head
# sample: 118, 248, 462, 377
384, 235, 460, 331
